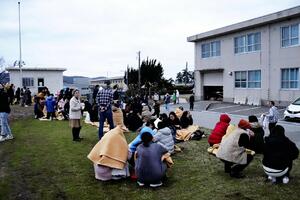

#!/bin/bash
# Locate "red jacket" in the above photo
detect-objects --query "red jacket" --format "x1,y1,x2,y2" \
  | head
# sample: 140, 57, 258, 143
208, 114, 231, 145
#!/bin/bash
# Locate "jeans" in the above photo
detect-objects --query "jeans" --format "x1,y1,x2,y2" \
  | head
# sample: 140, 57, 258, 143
268, 122, 277, 133
0, 112, 12, 137
98, 107, 114, 140
165, 103, 170, 112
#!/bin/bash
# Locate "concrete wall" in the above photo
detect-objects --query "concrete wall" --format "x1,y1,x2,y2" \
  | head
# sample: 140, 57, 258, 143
194, 16, 300, 106
9, 70, 64, 95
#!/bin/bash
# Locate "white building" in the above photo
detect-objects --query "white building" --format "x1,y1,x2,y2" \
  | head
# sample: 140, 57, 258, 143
6, 67, 66, 95
188, 6, 300, 106
90, 76, 127, 90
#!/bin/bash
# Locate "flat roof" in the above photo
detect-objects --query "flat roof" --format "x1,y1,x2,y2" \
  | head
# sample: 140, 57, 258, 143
187, 6, 300, 42
6, 67, 67, 71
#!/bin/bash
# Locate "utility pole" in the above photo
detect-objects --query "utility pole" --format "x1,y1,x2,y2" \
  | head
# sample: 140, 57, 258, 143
126, 64, 129, 85
137, 51, 141, 93
18, 2, 23, 88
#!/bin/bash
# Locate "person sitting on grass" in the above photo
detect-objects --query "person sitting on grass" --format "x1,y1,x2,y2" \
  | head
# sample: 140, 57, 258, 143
135, 131, 168, 187
180, 111, 193, 129
263, 125, 299, 184
208, 114, 231, 146
169, 112, 181, 130
153, 121, 174, 154
128, 119, 156, 154
216, 119, 254, 178
248, 115, 265, 154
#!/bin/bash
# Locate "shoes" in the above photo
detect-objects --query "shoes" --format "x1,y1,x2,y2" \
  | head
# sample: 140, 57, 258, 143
0, 135, 7, 142
150, 182, 163, 188
137, 181, 145, 187
282, 176, 289, 184
5, 135, 14, 140
73, 138, 81, 142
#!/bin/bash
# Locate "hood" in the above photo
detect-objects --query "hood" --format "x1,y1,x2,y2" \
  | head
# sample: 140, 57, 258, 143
158, 127, 171, 135
288, 104, 300, 112
220, 114, 231, 123
140, 126, 154, 136
250, 122, 261, 129
46, 96, 53, 101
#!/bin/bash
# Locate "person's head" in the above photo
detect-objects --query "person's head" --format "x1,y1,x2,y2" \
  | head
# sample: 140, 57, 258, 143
238, 119, 251, 130
269, 101, 275, 107
157, 121, 167, 130
178, 106, 184, 111
182, 111, 190, 118
169, 112, 177, 121
73, 89, 80, 98
95, 85, 99, 89
220, 114, 231, 123
145, 119, 155, 129
248, 115, 258, 123
104, 80, 111, 88
270, 125, 285, 138
113, 84, 118, 90
159, 113, 168, 121
141, 131, 153, 147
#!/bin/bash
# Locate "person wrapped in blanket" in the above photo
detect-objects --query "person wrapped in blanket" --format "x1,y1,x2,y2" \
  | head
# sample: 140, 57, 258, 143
263, 125, 299, 184
87, 126, 130, 181
135, 131, 168, 188
216, 119, 254, 178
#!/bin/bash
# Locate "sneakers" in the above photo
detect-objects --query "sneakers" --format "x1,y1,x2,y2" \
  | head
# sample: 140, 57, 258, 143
0, 135, 14, 142
0, 135, 6, 142
6, 135, 14, 140
150, 182, 163, 188
283, 176, 289, 184
137, 181, 145, 187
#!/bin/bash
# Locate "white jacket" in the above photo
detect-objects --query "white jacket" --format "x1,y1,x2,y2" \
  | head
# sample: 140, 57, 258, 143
69, 96, 82, 119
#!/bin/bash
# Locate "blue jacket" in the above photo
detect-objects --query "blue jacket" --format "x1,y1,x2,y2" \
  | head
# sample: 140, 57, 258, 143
46, 96, 56, 113
129, 127, 155, 153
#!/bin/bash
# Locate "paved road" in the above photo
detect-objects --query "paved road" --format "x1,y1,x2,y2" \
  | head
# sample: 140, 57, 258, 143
163, 101, 300, 148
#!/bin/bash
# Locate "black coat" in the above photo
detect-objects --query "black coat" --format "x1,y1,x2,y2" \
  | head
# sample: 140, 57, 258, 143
249, 123, 265, 154
0, 90, 11, 113
263, 134, 299, 170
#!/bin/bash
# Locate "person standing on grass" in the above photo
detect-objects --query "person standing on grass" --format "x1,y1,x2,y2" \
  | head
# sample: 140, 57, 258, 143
92, 85, 99, 104
0, 84, 14, 142
263, 101, 279, 133
97, 80, 114, 140
69, 89, 83, 142
189, 93, 195, 111
45, 94, 56, 120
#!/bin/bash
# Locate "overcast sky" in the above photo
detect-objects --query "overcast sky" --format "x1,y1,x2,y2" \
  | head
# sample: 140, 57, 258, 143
0, 0, 299, 79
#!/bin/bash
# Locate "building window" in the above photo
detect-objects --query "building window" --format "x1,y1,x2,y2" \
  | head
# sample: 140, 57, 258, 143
201, 43, 210, 58
234, 32, 261, 54
201, 41, 220, 58
281, 24, 299, 47
281, 68, 299, 89
22, 77, 34, 87
235, 70, 261, 88
248, 70, 261, 88
235, 71, 247, 88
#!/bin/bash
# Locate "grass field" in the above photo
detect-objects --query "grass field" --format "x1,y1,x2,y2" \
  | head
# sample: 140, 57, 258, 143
1, 118, 300, 200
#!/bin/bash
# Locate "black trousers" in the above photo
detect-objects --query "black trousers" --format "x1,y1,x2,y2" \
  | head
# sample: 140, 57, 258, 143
268, 122, 277, 133
190, 102, 194, 110
222, 154, 253, 174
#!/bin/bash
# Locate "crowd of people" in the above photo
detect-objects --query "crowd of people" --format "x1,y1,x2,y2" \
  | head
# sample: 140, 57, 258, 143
1, 81, 299, 187
208, 101, 299, 184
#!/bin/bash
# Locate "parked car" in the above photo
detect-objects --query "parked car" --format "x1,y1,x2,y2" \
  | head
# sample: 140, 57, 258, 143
284, 98, 300, 120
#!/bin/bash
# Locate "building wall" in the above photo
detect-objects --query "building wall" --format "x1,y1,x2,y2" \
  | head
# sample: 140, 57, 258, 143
194, 16, 300, 106
9, 70, 64, 95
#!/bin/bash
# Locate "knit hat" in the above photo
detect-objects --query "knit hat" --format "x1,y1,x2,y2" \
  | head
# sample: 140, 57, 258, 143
238, 119, 251, 130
